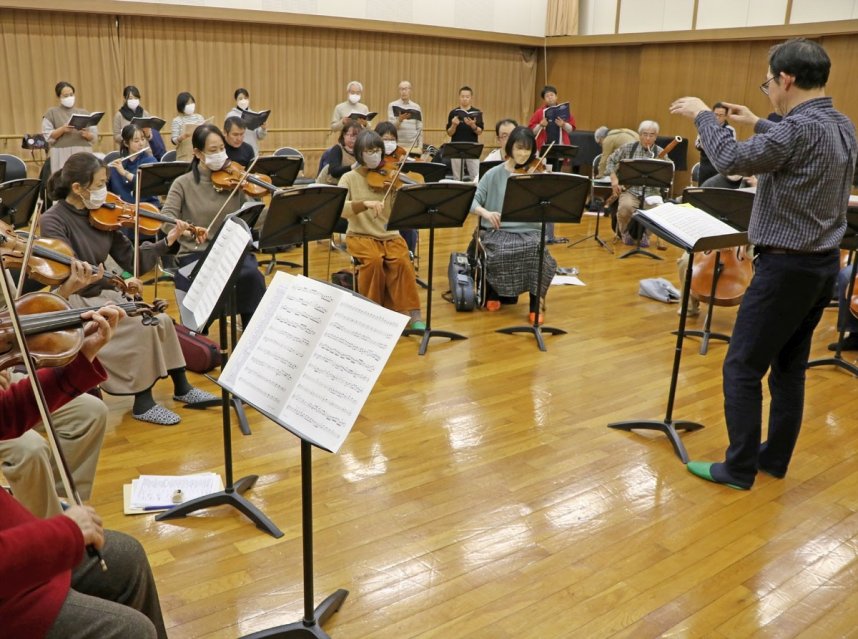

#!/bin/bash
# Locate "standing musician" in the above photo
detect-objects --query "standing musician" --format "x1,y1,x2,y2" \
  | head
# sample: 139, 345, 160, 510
171, 91, 205, 162
604, 120, 668, 247
0, 304, 169, 639
40, 152, 217, 426
670, 37, 857, 490
338, 130, 425, 330
469, 126, 556, 323
331, 81, 369, 133
107, 123, 159, 207
42, 81, 96, 172
159, 123, 267, 328
387, 80, 423, 153
445, 86, 483, 181
226, 88, 267, 155
223, 116, 255, 170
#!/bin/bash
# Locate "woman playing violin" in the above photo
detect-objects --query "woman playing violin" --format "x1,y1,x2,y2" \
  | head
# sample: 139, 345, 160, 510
470, 126, 557, 323
159, 124, 266, 328
39, 152, 217, 425
339, 130, 425, 330
107, 124, 159, 207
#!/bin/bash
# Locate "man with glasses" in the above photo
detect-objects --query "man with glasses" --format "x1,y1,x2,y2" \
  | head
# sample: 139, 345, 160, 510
670, 38, 857, 490
484, 118, 518, 162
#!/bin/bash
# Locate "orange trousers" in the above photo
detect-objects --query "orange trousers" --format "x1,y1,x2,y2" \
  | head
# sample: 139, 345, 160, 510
346, 234, 421, 313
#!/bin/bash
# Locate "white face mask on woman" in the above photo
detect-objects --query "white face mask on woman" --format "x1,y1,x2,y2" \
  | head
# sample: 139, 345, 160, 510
204, 150, 229, 171
362, 151, 382, 169
184, 103, 196, 116
383, 140, 397, 156
81, 185, 108, 209
60, 95, 75, 108
126, 98, 140, 110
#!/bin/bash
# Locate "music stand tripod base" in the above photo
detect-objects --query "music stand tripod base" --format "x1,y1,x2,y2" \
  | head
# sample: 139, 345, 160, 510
496, 323, 566, 352
239, 589, 349, 639
607, 419, 704, 463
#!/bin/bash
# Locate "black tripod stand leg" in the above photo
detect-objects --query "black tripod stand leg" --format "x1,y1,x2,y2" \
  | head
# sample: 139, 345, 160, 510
238, 589, 349, 638
496, 325, 566, 352
607, 419, 704, 463
233, 397, 252, 436
807, 356, 858, 376
418, 329, 467, 356
618, 247, 662, 260
155, 489, 284, 538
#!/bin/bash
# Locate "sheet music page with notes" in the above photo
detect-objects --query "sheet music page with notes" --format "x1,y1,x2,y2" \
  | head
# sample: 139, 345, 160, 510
637, 202, 739, 248
182, 217, 251, 331
219, 272, 408, 452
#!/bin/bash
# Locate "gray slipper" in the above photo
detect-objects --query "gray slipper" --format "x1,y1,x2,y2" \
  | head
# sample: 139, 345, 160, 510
133, 404, 181, 425
173, 388, 219, 405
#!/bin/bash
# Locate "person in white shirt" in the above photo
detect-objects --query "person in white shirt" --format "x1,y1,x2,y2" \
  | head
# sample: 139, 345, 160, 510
387, 80, 423, 152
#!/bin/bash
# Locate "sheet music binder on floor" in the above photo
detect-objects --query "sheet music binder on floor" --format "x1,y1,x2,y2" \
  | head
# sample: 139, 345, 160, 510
217, 272, 408, 453
123, 473, 223, 514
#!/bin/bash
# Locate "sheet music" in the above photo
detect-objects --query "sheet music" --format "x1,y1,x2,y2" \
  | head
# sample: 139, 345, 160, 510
219, 273, 408, 452
130, 473, 222, 508
182, 217, 251, 331
636, 202, 739, 248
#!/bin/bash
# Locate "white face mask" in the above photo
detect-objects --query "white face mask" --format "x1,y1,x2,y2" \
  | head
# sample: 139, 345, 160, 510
512, 148, 532, 166
237, 98, 250, 110
126, 98, 140, 110
362, 151, 382, 169
81, 185, 107, 209
348, 93, 361, 104
184, 103, 196, 116
204, 150, 228, 171
383, 140, 397, 156
60, 95, 75, 108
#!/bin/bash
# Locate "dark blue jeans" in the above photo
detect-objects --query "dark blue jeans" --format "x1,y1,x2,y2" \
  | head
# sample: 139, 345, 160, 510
722, 249, 839, 486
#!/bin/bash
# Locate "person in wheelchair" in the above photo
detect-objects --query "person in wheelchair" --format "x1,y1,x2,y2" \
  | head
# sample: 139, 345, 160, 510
338, 129, 425, 331
469, 126, 556, 324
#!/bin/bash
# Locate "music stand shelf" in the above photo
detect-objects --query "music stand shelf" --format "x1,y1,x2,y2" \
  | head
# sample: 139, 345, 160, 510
495, 172, 589, 351
608, 196, 750, 462
615, 158, 674, 260
387, 182, 475, 355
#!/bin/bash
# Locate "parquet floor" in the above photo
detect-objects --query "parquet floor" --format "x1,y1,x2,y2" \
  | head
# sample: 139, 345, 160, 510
64, 215, 858, 638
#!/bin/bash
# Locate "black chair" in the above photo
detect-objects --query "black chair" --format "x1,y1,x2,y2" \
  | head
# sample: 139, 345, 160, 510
0, 154, 27, 182
160, 150, 177, 163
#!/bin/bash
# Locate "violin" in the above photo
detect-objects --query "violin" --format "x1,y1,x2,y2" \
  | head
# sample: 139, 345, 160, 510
0, 292, 166, 371
366, 156, 425, 191
513, 157, 549, 174
690, 246, 753, 306
0, 220, 129, 293
89, 192, 161, 233
211, 161, 276, 197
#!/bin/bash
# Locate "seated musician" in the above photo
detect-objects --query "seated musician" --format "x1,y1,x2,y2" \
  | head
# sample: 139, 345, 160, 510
830, 264, 858, 351
223, 116, 255, 169
40, 152, 217, 426
375, 121, 417, 253
338, 130, 425, 330
604, 120, 671, 247
594, 125, 639, 178
316, 121, 361, 186
159, 123, 267, 328
0, 305, 169, 639
107, 123, 159, 207
469, 126, 556, 323
331, 81, 369, 133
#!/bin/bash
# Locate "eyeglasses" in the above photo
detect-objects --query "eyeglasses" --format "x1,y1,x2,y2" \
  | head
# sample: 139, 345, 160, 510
760, 76, 776, 96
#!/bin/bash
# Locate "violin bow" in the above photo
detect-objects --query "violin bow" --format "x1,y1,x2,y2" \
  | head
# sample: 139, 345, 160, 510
380, 137, 419, 206
205, 154, 262, 237
14, 193, 45, 299
0, 260, 107, 571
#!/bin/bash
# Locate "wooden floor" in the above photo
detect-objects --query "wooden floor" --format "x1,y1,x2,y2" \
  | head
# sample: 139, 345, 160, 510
78, 216, 858, 638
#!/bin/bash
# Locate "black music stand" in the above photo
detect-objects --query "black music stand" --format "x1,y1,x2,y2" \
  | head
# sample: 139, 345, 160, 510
495, 173, 588, 351
137, 161, 190, 199
569, 174, 612, 253
157, 215, 283, 538
808, 206, 858, 376
0, 179, 41, 228
540, 144, 578, 171
608, 206, 748, 462
479, 160, 503, 180
402, 161, 446, 183
253, 155, 302, 188
386, 182, 475, 355
614, 159, 674, 260
258, 185, 347, 276
440, 142, 483, 181
678, 188, 754, 354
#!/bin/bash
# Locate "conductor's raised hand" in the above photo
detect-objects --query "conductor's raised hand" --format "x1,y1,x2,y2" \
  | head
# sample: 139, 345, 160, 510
63, 505, 105, 550
79, 304, 126, 361
721, 102, 760, 128
669, 97, 710, 120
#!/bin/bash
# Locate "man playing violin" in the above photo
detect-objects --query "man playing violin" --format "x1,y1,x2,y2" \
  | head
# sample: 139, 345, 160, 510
338, 130, 425, 331
223, 116, 255, 170
0, 303, 170, 639
670, 38, 857, 490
